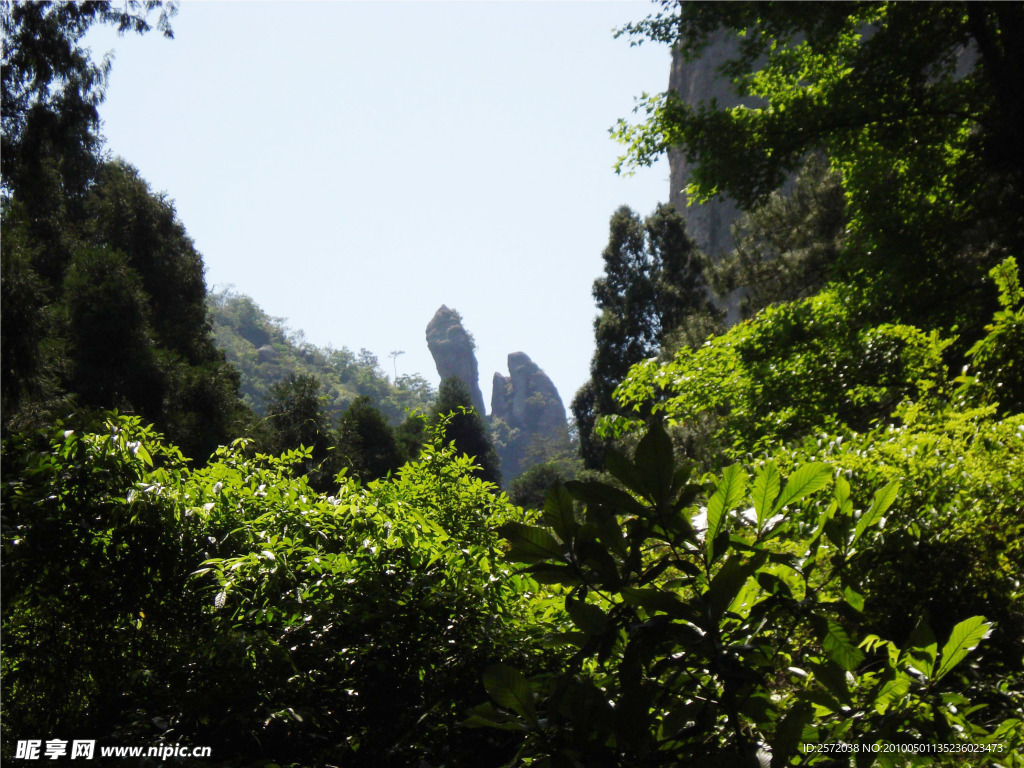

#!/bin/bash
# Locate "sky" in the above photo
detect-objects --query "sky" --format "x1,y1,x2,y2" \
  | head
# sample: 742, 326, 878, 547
85, 1, 673, 410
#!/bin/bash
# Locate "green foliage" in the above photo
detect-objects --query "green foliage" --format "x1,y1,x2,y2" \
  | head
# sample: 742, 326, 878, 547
0, 209, 58, 417
959, 257, 1024, 413
573, 203, 719, 468
62, 245, 158, 410
1, 414, 205, 754
710, 154, 848, 321
614, 2, 1024, 335
1, 412, 551, 766
1, 165, 247, 460
84, 161, 212, 360
208, 287, 436, 425
261, 372, 335, 490
2, 8, 243, 460
610, 284, 952, 460
1, 0, 176, 207
190, 417, 540, 766
769, 401, 1024, 671
433, 377, 502, 486
479, 422, 1022, 765
335, 395, 404, 482
509, 462, 574, 511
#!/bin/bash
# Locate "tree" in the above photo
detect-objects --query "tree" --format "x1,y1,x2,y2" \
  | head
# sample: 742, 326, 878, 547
335, 396, 404, 483
1, 163, 247, 460
508, 462, 570, 510
482, 423, 1019, 764
431, 377, 501, 486
2, 3, 246, 460
264, 373, 334, 489
2, 0, 176, 226
62, 245, 160, 414
711, 153, 848, 320
573, 203, 717, 468
613, 2, 1024, 335
85, 161, 212, 359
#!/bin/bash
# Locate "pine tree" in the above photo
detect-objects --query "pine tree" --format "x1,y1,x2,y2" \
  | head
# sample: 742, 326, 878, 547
573, 204, 716, 468
431, 377, 501, 485
335, 396, 404, 483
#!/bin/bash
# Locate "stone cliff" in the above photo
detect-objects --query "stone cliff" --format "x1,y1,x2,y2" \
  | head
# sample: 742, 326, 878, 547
668, 31, 761, 324
668, 30, 754, 259
425, 305, 486, 416
491, 352, 570, 481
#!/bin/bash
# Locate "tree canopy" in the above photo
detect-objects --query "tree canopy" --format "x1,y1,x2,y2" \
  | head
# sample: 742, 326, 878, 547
614, 1, 1024, 332
572, 203, 717, 468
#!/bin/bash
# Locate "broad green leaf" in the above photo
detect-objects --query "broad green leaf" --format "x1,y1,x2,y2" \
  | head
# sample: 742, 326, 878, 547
462, 702, 529, 731
874, 672, 911, 714
566, 480, 647, 519
771, 701, 814, 768
621, 587, 696, 620
706, 464, 746, 561
752, 462, 781, 528
808, 661, 852, 707
834, 474, 852, 513
726, 573, 761, 619
604, 448, 647, 498
843, 585, 864, 612
935, 616, 991, 681
903, 618, 937, 679
524, 563, 583, 586
818, 618, 865, 671
773, 462, 832, 513
483, 664, 537, 724
542, 483, 576, 542
499, 522, 563, 563
705, 552, 767, 624
852, 480, 900, 545
633, 420, 675, 504
566, 597, 609, 635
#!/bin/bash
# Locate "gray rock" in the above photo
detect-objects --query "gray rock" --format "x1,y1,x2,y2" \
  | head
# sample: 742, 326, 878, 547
425, 305, 486, 416
668, 31, 769, 325
490, 352, 570, 481
667, 30, 752, 259
506, 352, 567, 437
492, 371, 514, 422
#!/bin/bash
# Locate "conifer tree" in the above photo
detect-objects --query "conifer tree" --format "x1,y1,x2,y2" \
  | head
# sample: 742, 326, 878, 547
431, 377, 501, 485
335, 396, 404, 483
573, 204, 716, 467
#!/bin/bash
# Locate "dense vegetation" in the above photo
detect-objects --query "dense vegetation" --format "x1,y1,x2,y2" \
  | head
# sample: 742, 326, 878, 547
2, 2, 1022, 766
208, 288, 436, 426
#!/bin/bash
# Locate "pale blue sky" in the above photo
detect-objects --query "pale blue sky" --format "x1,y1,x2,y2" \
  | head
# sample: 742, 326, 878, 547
86, 1, 671, 410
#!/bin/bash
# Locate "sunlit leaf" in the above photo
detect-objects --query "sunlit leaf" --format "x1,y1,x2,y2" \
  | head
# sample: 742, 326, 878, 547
935, 616, 991, 681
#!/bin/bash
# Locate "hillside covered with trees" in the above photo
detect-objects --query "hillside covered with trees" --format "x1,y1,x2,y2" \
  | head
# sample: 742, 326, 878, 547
207, 287, 435, 425
2, 2, 1022, 767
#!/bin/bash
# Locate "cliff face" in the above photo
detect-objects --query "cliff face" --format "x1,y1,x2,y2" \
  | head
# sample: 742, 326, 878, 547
667, 31, 751, 259
491, 352, 570, 481
492, 352, 567, 439
668, 32, 761, 325
424, 306, 570, 483
425, 305, 486, 416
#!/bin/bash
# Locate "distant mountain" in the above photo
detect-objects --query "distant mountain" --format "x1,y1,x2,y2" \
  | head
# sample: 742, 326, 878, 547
423, 304, 573, 482
207, 288, 435, 425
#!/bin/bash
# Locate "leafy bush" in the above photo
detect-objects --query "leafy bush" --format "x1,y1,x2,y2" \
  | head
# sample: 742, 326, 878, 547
609, 284, 951, 461
768, 402, 1024, 672
475, 423, 1022, 766
959, 257, 1024, 414
1, 415, 205, 756
184, 417, 546, 766
1, 413, 553, 767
